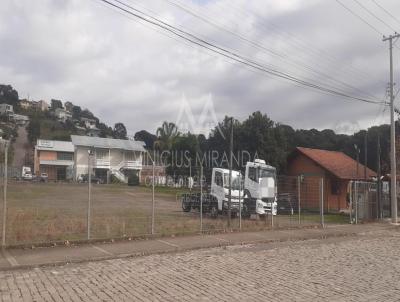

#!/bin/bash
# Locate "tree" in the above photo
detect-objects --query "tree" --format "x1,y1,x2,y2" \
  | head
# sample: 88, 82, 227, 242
155, 121, 179, 150
113, 122, 127, 139
27, 118, 41, 143
134, 130, 157, 149
50, 99, 63, 110
72, 105, 82, 119
98, 122, 113, 138
0, 84, 19, 111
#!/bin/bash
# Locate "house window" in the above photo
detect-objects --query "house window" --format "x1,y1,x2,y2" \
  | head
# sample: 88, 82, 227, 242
125, 151, 136, 161
248, 167, 257, 182
57, 152, 73, 161
214, 171, 223, 187
96, 149, 108, 160
331, 179, 340, 195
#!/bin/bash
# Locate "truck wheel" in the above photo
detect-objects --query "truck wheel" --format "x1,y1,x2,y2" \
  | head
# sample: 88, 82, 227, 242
242, 204, 251, 219
182, 199, 191, 212
210, 204, 218, 219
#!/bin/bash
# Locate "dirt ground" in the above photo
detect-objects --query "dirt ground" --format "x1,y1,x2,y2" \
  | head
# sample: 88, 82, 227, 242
0, 182, 341, 246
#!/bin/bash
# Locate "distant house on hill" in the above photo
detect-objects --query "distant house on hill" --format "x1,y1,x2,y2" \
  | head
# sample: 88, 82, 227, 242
64, 101, 74, 113
0, 104, 13, 116
286, 147, 376, 212
54, 108, 72, 123
19, 99, 32, 110
36, 100, 49, 111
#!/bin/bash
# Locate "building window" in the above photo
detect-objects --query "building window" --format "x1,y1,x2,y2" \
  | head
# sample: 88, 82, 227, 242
125, 151, 137, 161
57, 152, 73, 161
96, 149, 108, 159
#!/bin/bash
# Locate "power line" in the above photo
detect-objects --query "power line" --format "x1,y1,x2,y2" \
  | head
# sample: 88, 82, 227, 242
371, 0, 400, 28
336, 0, 383, 35
205, 0, 385, 87
97, 0, 385, 105
160, 0, 380, 100
352, 0, 398, 32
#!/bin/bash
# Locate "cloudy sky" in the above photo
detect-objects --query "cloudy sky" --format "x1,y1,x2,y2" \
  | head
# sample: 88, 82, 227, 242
1, 0, 399, 135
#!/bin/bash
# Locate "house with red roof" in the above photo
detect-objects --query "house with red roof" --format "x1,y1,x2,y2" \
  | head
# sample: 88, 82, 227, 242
287, 147, 376, 212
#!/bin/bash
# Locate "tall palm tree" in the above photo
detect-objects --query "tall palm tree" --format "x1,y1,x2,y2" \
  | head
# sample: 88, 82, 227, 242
154, 121, 179, 150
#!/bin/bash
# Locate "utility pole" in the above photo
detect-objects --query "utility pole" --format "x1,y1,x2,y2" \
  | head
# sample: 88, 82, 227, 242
227, 117, 233, 228
383, 33, 400, 224
377, 135, 382, 219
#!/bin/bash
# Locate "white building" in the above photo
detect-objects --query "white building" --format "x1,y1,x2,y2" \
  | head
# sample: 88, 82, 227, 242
54, 108, 72, 122
0, 104, 13, 116
71, 135, 146, 183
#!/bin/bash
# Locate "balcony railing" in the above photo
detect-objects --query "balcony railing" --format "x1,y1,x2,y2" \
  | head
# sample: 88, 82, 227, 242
95, 159, 111, 167
93, 159, 141, 169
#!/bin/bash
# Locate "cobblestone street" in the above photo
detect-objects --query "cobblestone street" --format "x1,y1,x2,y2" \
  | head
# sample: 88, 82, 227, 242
0, 228, 399, 301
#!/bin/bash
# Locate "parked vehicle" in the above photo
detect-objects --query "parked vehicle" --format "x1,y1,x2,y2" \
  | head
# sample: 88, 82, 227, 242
21, 166, 33, 180
243, 159, 277, 216
78, 174, 104, 184
276, 193, 298, 215
181, 168, 244, 218
40, 173, 48, 182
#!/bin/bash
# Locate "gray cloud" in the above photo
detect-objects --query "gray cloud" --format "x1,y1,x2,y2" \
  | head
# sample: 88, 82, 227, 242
0, 0, 398, 136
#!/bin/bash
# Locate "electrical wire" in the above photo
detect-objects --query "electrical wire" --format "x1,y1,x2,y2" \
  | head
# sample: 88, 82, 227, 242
371, 0, 400, 28
203, 0, 383, 87
160, 0, 380, 100
96, 0, 385, 105
352, 0, 398, 32
336, 0, 384, 35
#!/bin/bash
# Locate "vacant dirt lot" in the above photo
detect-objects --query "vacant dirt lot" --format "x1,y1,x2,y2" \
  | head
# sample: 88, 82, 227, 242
0, 182, 337, 245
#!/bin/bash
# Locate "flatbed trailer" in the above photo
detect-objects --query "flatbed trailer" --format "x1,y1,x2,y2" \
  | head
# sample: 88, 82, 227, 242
181, 192, 219, 218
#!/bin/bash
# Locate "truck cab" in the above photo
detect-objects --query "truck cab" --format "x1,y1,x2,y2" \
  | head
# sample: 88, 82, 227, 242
211, 168, 243, 214
244, 159, 277, 215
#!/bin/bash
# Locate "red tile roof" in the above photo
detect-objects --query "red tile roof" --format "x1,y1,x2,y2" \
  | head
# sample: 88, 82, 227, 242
295, 147, 376, 180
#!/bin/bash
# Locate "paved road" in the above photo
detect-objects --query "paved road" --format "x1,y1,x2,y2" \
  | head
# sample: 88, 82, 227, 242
0, 228, 399, 302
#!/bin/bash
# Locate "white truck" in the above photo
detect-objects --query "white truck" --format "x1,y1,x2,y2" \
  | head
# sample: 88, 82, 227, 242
21, 166, 33, 180
181, 167, 244, 218
243, 159, 277, 216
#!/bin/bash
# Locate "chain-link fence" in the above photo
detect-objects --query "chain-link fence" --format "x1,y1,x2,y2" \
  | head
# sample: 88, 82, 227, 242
0, 164, 395, 247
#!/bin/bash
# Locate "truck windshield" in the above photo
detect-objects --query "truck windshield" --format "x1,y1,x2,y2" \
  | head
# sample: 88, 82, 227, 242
223, 173, 241, 190
259, 168, 275, 179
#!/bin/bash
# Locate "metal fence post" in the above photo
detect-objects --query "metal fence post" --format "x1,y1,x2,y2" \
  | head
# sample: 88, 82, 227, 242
87, 150, 92, 240
355, 181, 358, 224
349, 181, 353, 224
297, 175, 301, 225
320, 178, 324, 228
238, 173, 242, 231
2, 141, 8, 248
151, 150, 155, 235
200, 165, 203, 233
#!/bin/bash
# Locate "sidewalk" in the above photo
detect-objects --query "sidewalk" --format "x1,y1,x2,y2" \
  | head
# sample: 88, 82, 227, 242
0, 223, 396, 271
